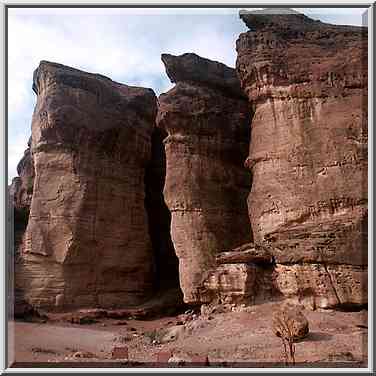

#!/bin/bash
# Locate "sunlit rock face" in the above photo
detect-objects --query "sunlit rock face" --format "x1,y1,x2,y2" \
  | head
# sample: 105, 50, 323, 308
17, 61, 158, 310
157, 53, 253, 304
236, 9, 368, 309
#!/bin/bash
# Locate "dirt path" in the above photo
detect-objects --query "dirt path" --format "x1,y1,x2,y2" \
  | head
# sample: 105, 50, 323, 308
10, 302, 368, 368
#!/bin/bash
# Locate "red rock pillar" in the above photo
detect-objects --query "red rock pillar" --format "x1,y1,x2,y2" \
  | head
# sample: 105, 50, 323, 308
157, 53, 253, 304
18, 61, 157, 310
236, 9, 368, 309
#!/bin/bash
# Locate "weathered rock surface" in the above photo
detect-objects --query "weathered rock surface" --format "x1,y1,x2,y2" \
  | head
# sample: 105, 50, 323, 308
236, 9, 368, 309
9, 139, 35, 251
157, 53, 253, 304
203, 263, 257, 304
216, 243, 272, 265
203, 243, 275, 304
10, 138, 34, 212
16, 61, 158, 310
9, 139, 35, 317
161, 53, 247, 99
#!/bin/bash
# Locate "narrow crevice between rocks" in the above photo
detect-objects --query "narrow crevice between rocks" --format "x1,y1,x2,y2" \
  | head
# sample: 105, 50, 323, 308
144, 127, 183, 301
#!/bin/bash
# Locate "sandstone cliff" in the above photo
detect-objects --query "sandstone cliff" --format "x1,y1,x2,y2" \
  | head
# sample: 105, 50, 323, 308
11, 10, 368, 313
16, 61, 158, 310
9, 139, 35, 316
157, 53, 253, 304
236, 9, 368, 309
9, 137, 34, 252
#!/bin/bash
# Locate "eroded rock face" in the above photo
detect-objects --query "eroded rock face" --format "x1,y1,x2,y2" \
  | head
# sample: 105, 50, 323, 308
9, 139, 35, 317
17, 61, 157, 310
9, 138, 35, 252
204, 263, 257, 304
236, 9, 368, 309
157, 53, 253, 304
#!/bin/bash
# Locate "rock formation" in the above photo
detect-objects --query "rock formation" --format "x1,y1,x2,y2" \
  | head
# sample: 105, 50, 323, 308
16, 61, 158, 310
9, 138, 35, 316
157, 53, 253, 304
9, 137, 35, 252
11, 9, 368, 313
236, 9, 368, 309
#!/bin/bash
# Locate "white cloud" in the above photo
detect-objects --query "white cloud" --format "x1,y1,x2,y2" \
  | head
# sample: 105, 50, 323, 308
7, 8, 368, 183
8, 131, 30, 184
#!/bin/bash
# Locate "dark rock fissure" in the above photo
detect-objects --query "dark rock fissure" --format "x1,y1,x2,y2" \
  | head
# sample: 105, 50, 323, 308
144, 127, 181, 294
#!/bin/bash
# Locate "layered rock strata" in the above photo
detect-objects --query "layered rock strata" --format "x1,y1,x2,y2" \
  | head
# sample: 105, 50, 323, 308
16, 61, 158, 310
236, 9, 368, 309
157, 53, 253, 304
204, 243, 276, 304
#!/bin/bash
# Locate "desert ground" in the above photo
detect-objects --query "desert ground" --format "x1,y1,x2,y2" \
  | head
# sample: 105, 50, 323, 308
10, 301, 367, 368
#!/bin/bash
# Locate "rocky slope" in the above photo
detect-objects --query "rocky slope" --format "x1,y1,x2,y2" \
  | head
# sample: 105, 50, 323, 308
16, 61, 158, 310
236, 9, 368, 309
157, 53, 253, 304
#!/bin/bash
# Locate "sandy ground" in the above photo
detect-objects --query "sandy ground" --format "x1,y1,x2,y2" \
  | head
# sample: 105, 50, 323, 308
9, 301, 368, 368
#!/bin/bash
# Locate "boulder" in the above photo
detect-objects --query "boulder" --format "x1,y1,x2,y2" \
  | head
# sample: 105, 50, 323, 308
111, 346, 129, 360
157, 325, 185, 343
203, 264, 257, 304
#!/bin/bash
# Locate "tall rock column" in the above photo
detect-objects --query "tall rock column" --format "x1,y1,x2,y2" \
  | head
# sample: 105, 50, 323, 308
157, 53, 253, 304
17, 61, 157, 310
236, 9, 368, 309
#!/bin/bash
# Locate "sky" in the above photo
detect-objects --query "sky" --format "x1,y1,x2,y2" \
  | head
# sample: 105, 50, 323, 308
7, 7, 368, 183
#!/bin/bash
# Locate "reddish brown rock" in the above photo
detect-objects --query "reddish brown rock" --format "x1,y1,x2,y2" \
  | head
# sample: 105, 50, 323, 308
236, 9, 368, 309
9, 139, 35, 317
216, 243, 272, 265
10, 138, 34, 213
157, 53, 253, 304
16, 61, 157, 310
156, 350, 173, 363
111, 346, 129, 360
9, 139, 35, 251
203, 263, 257, 304
191, 354, 210, 366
